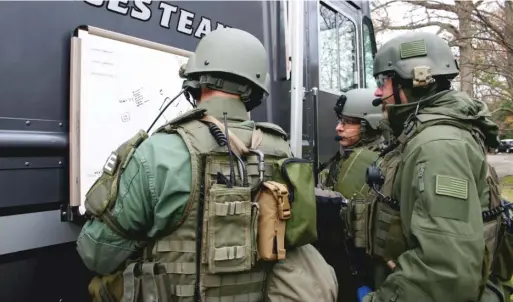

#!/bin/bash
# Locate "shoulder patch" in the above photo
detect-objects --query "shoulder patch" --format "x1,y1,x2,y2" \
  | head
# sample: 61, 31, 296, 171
155, 108, 207, 133
435, 175, 468, 200
255, 122, 288, 139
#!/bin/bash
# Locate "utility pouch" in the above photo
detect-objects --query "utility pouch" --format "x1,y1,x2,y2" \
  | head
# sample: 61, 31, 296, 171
372, 201, 406, 261
273, 158, 317, 248
121, 262, 174, 302
352, 198, 371, 249
256, 181, 291, 261
205, 184, 255, 274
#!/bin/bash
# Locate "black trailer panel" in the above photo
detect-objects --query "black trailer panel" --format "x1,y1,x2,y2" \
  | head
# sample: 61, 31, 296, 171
0, 1, 375, 301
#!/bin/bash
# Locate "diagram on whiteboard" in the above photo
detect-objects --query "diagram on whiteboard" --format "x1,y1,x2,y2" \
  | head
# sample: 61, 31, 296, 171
76, 29, 193, 206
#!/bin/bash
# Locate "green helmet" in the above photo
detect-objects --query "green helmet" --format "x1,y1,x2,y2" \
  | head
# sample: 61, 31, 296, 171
334, 88, 384, 130
373, 32, 459, 87
182, 28, 270, 111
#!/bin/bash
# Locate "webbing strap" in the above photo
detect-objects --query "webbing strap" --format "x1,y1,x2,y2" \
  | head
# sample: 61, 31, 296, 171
200, 115, 264, 158
169, 284, 195, 297
202, 271, 266, 287
122, 263, 140, 302
201, 115, 249, 157
214, 201, 244, 216
155, 240, 196, 252
214, 245, 247, 261
141, 263, 159, 301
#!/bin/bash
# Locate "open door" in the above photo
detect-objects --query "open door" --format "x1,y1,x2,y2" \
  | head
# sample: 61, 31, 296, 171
304, 0, 362, 164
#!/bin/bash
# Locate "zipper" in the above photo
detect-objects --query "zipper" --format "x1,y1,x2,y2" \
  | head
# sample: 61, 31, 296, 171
418, 163, 425, 192
281, 158, 313, 203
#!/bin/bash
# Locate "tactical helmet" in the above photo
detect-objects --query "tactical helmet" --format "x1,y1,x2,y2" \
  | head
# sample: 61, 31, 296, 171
334, 88, 384, 130
373, 32, 459, 86
182, 28, 270, 111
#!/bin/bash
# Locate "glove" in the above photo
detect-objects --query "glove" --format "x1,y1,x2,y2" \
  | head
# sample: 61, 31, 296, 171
315, 187, 347, 206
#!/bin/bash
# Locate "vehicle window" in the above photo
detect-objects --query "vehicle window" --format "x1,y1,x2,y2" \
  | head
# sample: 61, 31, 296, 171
362, 18, 376, 89
318, 3, 358, 94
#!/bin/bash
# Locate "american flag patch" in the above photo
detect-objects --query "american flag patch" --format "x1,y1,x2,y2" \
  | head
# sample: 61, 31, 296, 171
435, 175, 468, 200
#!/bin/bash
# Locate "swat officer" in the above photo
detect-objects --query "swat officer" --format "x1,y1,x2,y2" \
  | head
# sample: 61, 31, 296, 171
76, 27, 338, 302
363, 31, 508, 302
315, 88, 385, 302
318, 88, 386, 196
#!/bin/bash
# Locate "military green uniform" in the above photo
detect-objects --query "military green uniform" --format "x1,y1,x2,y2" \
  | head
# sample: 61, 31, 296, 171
77, 27, 338, 302
315, 88, 385, 302
361, 31, 510, 302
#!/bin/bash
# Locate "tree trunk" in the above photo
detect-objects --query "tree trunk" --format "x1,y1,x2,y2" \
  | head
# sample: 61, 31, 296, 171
505, 0, 513, 97
456, 0, 475, 97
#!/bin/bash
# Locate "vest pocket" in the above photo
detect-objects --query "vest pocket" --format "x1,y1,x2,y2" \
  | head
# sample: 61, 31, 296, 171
372, 202, 406, 261
350, 198, 371, 249
205, 184, 255, 274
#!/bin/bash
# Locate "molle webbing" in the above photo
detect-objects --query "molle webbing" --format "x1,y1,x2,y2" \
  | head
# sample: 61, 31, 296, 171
124, 116, 291, 302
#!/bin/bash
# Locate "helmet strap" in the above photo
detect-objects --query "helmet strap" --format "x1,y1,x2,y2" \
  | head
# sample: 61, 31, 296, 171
182, 74, 264, 112
391, 78, 402, 105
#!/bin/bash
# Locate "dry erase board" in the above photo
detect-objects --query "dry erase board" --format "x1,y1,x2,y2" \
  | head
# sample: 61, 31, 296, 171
69, 26, 193, 211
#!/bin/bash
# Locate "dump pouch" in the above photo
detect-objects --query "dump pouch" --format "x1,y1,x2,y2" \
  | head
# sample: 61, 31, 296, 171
273, 158, 317, 248
257, 181, 291, 261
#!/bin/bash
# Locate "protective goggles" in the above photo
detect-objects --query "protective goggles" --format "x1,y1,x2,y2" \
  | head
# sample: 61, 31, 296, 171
375, 74, 392, 89
337, 115, 361, 125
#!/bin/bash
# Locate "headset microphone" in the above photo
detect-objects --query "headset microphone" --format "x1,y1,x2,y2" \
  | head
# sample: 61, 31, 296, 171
334, 135, 343, 141
372, 94, 393, 107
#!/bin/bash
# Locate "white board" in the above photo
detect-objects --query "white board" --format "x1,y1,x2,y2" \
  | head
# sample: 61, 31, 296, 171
69, 26, 193, 212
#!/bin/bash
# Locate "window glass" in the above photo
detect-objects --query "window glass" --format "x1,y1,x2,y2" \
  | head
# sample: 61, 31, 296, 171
319, 3, 358, 93
363, 20, 377, 89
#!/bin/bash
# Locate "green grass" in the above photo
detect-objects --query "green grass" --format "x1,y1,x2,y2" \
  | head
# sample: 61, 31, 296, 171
501, 175, 513, 201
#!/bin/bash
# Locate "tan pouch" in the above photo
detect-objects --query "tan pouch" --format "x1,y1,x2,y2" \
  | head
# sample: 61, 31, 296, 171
257, 181, 292, 261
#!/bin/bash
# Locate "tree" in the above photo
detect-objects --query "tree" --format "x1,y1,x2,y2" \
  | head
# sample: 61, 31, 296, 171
371, 0, 513, 130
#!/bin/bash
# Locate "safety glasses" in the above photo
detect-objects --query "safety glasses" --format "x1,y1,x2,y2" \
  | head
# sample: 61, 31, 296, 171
375, 74, 392, 89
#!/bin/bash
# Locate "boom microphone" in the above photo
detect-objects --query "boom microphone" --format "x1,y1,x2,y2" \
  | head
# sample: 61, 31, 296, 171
372, 94, 393, 107
335, 135, 343, 141
372, 98, 382, 107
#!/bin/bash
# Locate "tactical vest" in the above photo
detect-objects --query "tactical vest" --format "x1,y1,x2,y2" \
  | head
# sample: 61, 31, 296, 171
84, 108, 317, 302
365, 113, 506, 296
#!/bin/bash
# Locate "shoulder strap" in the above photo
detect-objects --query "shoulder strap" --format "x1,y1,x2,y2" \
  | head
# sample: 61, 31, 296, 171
154, 108, 207, 134
199, 115, 265, 157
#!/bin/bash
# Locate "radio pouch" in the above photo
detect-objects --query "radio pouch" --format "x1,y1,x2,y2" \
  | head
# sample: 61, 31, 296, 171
257, 181, 291, 261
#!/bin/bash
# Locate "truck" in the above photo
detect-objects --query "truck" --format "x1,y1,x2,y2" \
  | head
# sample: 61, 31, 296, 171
0, 1, 377, 301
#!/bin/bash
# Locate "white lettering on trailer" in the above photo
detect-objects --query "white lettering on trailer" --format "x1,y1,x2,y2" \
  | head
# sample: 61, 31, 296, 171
107, 0, 129, 15
132, 0, 152, 21
83, 0, 231, 39
194, 17, 211, 38
177, 9, 195, 35
158, 2, 178, 28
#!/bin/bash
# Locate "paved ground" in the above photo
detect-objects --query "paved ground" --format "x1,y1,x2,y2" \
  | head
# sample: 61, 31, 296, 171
488, 153, 513, 179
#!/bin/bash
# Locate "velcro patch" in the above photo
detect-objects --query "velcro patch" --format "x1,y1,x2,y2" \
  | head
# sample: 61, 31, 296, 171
400, 40, 427, 59
103, 151, 119, 175
435, 175, 468, 200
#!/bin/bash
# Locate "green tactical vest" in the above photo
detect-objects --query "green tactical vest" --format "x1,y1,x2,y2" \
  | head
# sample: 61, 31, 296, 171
83, 106, 316, 302
334, 147, 379, 200
123, 110, 295, 302
366, 113, 505, 296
